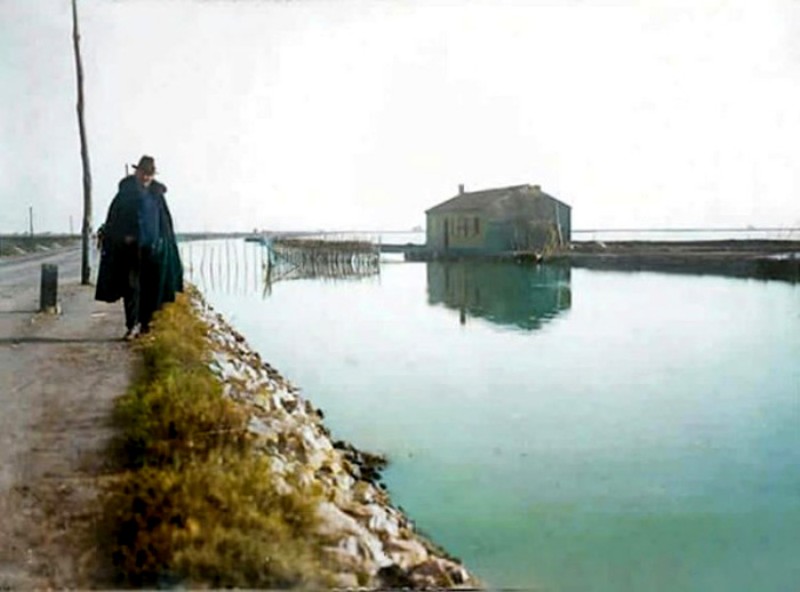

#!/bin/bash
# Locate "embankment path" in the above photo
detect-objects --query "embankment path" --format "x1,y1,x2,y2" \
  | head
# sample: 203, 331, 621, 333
0, 247, 131, 588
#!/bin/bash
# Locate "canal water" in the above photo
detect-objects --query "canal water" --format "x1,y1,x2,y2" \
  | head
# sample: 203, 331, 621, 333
181, 240, 799, 592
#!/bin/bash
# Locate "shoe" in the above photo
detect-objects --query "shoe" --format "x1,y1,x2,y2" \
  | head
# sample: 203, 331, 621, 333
122, 324, 141, 341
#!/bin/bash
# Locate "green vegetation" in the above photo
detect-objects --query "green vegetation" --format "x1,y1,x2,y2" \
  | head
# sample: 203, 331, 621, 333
100, 291, 334, 588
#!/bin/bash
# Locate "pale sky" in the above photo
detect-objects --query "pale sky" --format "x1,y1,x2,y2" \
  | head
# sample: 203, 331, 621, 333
1, 0, 799, 233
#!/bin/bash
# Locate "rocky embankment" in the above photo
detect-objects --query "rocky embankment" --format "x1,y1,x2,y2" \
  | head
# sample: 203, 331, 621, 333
193, 293, 479, 589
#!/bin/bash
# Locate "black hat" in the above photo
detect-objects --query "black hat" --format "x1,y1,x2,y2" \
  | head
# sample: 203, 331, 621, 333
132, 155, 157, 175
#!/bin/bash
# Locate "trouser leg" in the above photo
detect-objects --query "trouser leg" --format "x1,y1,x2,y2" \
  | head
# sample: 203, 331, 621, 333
138, 246, 158, 330
122, 244, 141, 330
123, 288, 138, 329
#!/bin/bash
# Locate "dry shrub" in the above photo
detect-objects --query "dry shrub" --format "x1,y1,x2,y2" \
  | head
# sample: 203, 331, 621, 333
103, 454, 331, 588
113, 369, 249, 467
101, 291, 334, 587
112, 293, 248, 467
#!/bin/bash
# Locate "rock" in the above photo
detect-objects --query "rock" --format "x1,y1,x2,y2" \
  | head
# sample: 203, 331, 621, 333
408, 558, 455, 589
383, 537, 429, 569
333, 441, 387, 484
449, 563, 471, 586
353, 480, 376, 504
294, 465, 316, 489
377, 564, 415, 589
269, 456, 287, 475
323, 544, 378, 582
247, 416, 273, 437
316, 502, 392, 568
339, 535, 359, 557
348, 503, 401, 539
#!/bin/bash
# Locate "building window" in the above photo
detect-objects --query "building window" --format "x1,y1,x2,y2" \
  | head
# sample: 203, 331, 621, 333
473, 217, 480, 236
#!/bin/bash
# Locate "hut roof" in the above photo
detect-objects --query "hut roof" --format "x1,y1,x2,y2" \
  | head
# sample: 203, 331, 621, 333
426, 184, 568, 216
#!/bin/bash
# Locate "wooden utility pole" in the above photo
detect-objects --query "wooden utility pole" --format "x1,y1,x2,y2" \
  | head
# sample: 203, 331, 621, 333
71, 0, 93, 285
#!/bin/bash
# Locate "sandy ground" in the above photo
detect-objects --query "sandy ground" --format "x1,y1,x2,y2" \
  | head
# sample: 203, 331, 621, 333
0, 247, 132, 589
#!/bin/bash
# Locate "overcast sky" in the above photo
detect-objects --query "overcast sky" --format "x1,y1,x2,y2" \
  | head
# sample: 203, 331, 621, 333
1, 0, 799, 233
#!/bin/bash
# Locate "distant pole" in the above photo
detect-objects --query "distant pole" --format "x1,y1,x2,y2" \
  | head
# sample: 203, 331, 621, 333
29, 206, 34, 236
70, 215, 74, 235
71, 0, 93, 285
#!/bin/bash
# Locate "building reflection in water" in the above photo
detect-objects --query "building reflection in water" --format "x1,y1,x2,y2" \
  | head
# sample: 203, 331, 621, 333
426, 261, 571, 330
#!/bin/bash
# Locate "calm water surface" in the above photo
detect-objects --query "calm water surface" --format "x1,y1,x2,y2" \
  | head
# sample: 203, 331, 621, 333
182, 240, 799, 592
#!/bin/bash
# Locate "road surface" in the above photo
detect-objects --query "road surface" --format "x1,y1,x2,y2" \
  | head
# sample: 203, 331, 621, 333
0, 246, 132, 588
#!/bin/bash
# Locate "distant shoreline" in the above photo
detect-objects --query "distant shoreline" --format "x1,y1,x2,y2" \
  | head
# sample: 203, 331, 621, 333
3, 234, 798, 282
391, 240, 800, 283
566, 239, 800, 282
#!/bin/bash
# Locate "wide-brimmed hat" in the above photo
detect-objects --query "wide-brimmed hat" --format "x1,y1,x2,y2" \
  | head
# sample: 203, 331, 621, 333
132, 155, 157, 175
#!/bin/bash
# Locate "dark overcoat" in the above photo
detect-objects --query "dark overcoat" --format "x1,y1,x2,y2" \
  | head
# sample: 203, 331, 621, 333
95, 176, 184, 309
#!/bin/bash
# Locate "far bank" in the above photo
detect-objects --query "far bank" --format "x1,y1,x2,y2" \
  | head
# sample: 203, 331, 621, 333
388, 239, 800, 282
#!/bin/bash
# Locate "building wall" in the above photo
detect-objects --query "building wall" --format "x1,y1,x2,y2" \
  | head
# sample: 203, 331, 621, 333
559, 202, 572, 242
425, 213, 443, 249
495, 195, 571, 251
484, 221, 514, 252
426, 196, 571, 254
427, 213, 487, 252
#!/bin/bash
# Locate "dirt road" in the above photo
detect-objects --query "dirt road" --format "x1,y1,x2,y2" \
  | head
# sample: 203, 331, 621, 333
0, 248, 133, 588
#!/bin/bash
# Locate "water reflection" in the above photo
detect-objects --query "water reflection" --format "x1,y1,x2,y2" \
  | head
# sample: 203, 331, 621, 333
181, 241, 572, 331
426, 261, 571, 330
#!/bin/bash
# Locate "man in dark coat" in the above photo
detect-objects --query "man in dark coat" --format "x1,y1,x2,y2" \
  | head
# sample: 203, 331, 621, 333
95, 155, 183, 339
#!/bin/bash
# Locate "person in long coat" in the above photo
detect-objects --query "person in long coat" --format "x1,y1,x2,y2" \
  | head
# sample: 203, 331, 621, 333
95, 155, 183, 339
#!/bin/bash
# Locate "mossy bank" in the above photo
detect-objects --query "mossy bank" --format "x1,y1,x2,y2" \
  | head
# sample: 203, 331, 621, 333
100, 286, 480, 589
